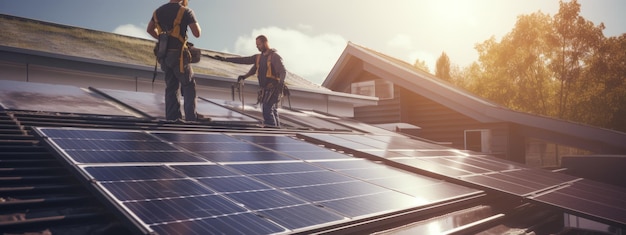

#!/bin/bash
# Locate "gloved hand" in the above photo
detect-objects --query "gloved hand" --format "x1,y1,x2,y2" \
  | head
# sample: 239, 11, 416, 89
237, 75, 246, 82
214, 55, 226, 61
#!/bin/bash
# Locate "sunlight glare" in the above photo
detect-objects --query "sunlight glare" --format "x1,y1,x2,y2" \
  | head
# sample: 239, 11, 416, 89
429, 0, 478, 27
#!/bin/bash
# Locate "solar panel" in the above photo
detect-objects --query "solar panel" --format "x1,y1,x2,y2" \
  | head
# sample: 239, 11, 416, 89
297, 132, 626, 226
40, 129, 205, 164
35, 127, 485, 234
531, 179, 626, 226
0, 80, 132, 116
93, 88, 259, 123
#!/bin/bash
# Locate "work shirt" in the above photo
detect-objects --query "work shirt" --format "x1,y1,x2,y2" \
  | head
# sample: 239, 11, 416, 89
151, 3, 197, 50
224, 49, 287, 88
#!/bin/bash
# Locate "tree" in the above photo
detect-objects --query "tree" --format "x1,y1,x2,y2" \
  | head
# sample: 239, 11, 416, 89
435, 52, 452, 82
463, 0, 616, 128
413, 59, 430, 73
550, 0, 605, 119
582, 34, 626, 132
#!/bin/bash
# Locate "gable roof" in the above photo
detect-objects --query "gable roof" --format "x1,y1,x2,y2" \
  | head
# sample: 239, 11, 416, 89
323, 42, 626, 154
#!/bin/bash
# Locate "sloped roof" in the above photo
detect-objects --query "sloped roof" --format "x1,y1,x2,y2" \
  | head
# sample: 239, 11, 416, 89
0, 14, 326, 91
2, 80, 626, 234
323, 41, 626, 154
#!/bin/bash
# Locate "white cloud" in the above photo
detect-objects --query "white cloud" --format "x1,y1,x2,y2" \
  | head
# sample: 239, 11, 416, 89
113, 24, 152, 40
231, 27, 346, 85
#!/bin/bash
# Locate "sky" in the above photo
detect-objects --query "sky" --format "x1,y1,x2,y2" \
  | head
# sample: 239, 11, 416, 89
1, 0, 625, 85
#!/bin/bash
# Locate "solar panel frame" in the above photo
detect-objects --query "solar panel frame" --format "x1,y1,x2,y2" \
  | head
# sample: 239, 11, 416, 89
297, 132, 626, 227
35, 127, 490, 234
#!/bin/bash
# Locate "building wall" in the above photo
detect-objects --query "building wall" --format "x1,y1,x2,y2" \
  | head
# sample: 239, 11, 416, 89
398, 86, 483, 150
354, 85, 513, 158
353, 85, 402, 124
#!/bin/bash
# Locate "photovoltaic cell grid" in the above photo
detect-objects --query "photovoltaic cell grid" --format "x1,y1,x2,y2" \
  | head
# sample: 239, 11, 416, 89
298, 133, 626, 226
35, 127, 483, 234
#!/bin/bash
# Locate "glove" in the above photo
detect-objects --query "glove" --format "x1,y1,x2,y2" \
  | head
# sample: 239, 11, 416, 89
214, 55, 226, 61
237, 75, 246, 82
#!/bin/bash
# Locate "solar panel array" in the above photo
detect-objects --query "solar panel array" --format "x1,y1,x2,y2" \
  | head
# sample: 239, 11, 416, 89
298, 133, 626, 226
36, 127, 482, 234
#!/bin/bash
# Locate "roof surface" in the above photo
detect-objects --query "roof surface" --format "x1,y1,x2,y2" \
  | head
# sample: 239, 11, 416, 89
0, 14, 326, 91
1, 80, 624, 235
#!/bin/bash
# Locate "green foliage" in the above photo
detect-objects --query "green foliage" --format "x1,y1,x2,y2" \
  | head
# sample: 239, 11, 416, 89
455, 0, 625, 132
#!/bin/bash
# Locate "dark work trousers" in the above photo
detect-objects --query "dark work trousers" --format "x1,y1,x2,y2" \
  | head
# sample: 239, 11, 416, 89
162, 49, 197, 121
261, 85, 280, 127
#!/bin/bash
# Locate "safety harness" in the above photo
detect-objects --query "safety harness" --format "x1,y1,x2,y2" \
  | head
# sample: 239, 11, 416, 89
255, 52, 279, 81
153, 6, 188, 73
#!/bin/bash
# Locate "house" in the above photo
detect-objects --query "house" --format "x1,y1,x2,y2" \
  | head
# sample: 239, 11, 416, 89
323, 42, 626, 166
1, 14, 625, 235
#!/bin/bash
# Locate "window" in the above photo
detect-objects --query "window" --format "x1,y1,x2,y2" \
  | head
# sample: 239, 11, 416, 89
464, 129, 491, 153
350, 79, 394, 100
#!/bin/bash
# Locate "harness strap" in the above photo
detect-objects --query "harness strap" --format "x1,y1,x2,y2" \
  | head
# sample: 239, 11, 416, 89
255, 53, 279, 81
153, 6, 188, 73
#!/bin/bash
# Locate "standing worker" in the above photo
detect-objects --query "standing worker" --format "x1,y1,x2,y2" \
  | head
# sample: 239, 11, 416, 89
147, 0, 205, 122
212, 35, 287, 127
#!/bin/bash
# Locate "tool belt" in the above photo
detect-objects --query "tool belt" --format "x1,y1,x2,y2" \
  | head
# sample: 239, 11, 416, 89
257, 82, 289, 104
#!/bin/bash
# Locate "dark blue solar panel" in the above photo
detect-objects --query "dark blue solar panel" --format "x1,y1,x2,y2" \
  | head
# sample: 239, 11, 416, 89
175, 142, 269, 152
154, 132, 240, 143
171, 165, 240, 177
225, 190, 308, 210
102, 179, 214, 201
342, 167, 433, 181
52, 139, 177, 151
198, 176, 272, 193
256, 142, 332, 152
254, 171, 358, 188
227, 162, 326, 175
301, 133, 376, 150
124, 195, 248, 224
462, 174, 536, 195
65, 150, 204, 163
320, 191, 419, 218
41, 128, 156, 140
85, 166, 184, 181
258, 205, 345, 230
286, 181, 389, 202
446, 155, 520, 172
37, 128, 492, 234
394, 158, 473, 177
422, 157, 492, 174
196, 151, 296, 162
233, 135, 305, 144
504, 168, 578, 185
562, 179, 626, 207
358, 150, 409, 158
533, 188, 626, 226
150, 213, 286, 235
282, 150, 353, 160
312, 159, 385, 170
